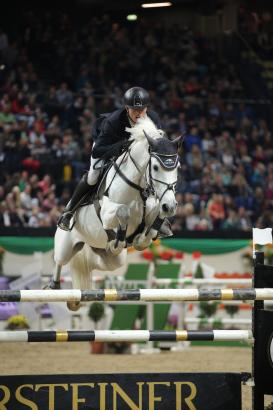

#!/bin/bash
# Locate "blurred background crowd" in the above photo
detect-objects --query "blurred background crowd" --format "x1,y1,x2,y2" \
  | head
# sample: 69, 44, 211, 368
0, 4, 272, 232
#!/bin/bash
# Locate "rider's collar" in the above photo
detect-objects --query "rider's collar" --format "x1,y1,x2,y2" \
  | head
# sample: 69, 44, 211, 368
127, 114, 135, 127
151, 152, 179, 170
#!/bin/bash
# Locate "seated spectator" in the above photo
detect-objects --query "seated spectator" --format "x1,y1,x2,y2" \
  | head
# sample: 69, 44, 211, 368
183, 203, 200, 230
222, 209, 240, 230
207, 193, 226, 229
237, 206, 252, 231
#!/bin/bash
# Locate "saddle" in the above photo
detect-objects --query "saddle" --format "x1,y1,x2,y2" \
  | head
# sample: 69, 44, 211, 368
80, 160, 113, 207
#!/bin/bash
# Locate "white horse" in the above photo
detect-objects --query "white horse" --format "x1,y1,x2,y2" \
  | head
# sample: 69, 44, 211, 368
49, 117, 180, 310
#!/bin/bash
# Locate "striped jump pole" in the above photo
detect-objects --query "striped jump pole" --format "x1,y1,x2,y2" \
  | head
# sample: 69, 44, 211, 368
1, 288, 273, 302
0, 329, 253, 343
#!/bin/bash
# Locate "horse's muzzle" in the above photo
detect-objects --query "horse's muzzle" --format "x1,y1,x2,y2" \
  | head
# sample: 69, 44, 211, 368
161, 202, 177, 217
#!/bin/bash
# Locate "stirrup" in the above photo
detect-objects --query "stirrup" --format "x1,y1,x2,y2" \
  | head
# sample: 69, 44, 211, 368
57, 212, 75, 231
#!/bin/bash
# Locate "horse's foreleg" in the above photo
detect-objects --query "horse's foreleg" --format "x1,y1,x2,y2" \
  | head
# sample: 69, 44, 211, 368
132, 201, 160, 251
108, 205, 130, 255
132, 229, 157, 251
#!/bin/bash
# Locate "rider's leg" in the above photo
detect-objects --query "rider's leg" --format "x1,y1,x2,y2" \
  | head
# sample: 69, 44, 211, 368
58, 157, 104, 231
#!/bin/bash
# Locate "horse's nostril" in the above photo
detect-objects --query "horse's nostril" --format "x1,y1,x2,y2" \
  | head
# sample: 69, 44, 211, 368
162, 204, 169, 213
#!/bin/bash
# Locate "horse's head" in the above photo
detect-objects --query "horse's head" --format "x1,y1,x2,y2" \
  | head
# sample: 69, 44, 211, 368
125, 116, 181, 218
143, 130, 181, 218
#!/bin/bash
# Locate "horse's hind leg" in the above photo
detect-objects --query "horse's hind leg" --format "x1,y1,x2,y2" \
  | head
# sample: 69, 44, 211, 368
45, 228, 84, 289
67, 243, 91, 312
44, 264, 62, 289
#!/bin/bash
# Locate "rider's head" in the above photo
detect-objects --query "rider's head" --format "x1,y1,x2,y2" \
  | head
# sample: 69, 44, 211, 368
124, 86, 150, 123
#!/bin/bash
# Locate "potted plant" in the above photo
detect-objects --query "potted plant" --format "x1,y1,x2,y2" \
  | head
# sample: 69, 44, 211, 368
88, 302, 105, 354
198, 301, 218, 330
5, 315, 30, 330
224, 304, 239, 329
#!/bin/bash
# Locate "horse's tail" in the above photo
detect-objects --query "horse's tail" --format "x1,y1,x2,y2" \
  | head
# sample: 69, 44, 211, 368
69, 243, 92, 290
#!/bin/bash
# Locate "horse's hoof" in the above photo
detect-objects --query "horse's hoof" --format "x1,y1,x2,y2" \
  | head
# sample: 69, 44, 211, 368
133, 234, 151, 251
43, 280, 61, 290
108, 240, 125, 255
134, 243, 148, 251
67, 301, 81, 311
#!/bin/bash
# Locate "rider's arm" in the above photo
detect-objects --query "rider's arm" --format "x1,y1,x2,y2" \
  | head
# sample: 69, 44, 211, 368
92, 119, 127, 159
149, 110, 162, 129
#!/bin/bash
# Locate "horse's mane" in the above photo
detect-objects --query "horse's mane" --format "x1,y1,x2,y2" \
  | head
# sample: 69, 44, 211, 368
125, 116, 164, 142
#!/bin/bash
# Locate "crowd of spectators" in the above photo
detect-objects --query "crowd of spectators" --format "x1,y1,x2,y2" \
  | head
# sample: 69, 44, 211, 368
0, 10, 272, 231
238, 6, 273, 60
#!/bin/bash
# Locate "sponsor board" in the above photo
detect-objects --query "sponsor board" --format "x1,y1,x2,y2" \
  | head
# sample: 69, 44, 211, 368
0, 372, 244, 410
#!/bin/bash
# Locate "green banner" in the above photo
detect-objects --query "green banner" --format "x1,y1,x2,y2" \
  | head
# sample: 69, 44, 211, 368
0, 237, 54, 255
0, 236, 250, 256
162, 239, 249, 255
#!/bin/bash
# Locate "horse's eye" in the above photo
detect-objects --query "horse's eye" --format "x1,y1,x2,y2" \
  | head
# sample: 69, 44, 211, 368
153, 165, 159, 172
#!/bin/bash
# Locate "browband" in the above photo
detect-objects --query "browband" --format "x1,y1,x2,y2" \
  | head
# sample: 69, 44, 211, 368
151, 153, 179, 170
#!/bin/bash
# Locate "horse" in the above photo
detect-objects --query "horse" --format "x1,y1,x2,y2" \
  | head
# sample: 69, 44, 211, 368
48, 116, 181, 310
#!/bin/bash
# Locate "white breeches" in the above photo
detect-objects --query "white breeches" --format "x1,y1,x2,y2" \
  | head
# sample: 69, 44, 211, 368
87, 156, 104, 186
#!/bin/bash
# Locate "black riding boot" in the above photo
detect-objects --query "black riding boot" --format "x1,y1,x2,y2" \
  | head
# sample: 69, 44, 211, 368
57, 174, 93, 231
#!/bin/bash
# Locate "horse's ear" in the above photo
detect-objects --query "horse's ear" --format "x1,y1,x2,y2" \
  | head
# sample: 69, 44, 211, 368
171, 132, 185, 148
143, 130, 156, 149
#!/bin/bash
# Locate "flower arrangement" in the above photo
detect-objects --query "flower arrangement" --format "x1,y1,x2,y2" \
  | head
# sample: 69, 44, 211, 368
141, 240, 184, 262
5, 314, 30, 330
242, 242, 273, 268
264, 243, 273, 265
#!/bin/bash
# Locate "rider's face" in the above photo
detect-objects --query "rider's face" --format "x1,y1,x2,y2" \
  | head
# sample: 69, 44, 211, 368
127, 107, 147, 123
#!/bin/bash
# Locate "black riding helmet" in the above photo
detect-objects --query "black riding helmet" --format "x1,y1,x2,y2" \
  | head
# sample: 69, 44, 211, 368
124, 87, 150, 109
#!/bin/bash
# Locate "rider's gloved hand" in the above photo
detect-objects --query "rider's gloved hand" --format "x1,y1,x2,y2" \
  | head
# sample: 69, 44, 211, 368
122, 139, 133, 150
111, 140, 131, 157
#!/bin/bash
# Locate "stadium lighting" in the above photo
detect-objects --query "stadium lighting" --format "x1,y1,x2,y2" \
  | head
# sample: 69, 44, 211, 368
127, 14, 138, 21
141, 2, 172, 8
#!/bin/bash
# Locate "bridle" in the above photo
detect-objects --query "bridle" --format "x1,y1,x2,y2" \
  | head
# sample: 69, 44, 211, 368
112, 145, 178, 204
147, 152, 178, 202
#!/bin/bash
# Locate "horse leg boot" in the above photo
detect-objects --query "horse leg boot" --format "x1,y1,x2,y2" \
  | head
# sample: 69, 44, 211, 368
43, 264, 62, 290
58, 173, 93, 231
109, 205, 130, 255
133, 202, 160, 251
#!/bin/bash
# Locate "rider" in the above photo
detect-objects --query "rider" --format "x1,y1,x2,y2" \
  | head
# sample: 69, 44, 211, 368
57, 86, 172, 237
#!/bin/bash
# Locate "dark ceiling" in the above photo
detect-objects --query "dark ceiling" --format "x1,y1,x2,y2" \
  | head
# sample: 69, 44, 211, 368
75, 0, 223, 13
1, 0, 228, 17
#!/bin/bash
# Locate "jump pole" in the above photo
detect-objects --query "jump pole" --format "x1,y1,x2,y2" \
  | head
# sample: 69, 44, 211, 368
1, 288, 273, 302
0, 329, 252, 343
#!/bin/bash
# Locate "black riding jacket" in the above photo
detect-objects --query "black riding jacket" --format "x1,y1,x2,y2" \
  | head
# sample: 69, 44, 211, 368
91, 108, 161, 159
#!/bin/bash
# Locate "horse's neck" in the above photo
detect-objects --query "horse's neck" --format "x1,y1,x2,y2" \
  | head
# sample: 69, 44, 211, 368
124, 141, 149, 181
107, 140, 149, 203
